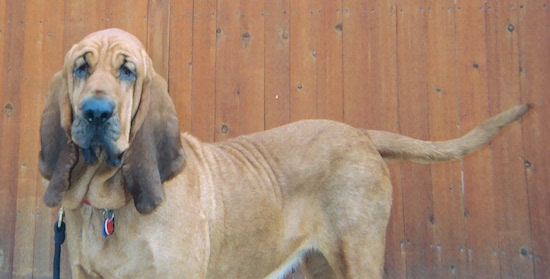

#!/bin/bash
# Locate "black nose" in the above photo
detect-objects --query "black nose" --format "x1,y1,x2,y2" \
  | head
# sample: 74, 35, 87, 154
81, 98, 115, 125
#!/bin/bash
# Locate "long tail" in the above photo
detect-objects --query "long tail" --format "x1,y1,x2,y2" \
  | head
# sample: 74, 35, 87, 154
365, 104, 531, 164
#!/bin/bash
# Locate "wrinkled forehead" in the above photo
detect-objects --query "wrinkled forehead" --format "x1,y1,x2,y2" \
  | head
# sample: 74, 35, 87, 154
83, 29, 145, 49
66, 29, 146, 67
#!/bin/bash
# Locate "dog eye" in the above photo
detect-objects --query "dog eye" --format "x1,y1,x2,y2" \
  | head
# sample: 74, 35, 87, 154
74, 63, 89, 79
119, 65, 136, 81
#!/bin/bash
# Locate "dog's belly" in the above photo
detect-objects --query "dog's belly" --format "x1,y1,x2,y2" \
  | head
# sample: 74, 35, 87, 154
200, 155, 310, 278
203, 195, 316, 278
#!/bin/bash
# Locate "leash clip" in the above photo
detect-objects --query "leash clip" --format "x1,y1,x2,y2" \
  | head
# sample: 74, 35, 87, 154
57, 207, 65, 228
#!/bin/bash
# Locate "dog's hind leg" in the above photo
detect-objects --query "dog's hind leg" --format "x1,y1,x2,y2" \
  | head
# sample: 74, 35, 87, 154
322, 219, 389, 279
319, 168, 392, 278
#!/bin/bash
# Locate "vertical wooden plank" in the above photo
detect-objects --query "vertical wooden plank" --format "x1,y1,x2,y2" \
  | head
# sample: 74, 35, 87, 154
168, 1, 193, 133
0, 0, 5, 115
341, 3, 365, 135
190, 0, 217, 141
32, 2, 66, 277
519, 1, 550, 278
62, 0, 106, 50
343, 1, 399, 131
342, 1, 402, 278
264, 0, 290, 130
214, 0, 240, 140
215, 0, 265, 140
238, 0, 265, 135
104, 0, 148, 40
289, 0, 317, 121
0, 0, 5, 130
315, 1, 343, 121
0, 1, 25, 278
455, 1, 501, 277
0, 2, 8, 277
239, 0, 265, 134
12, 3, 45, 277
147, 0, 170, 79
397, 2, 437, 278
486, 1, 534, 278
426, 1, 466, 278
286, 0, 345, 124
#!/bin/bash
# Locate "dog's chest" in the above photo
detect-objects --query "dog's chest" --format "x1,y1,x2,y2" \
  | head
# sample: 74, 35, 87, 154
66, 208, 160, 278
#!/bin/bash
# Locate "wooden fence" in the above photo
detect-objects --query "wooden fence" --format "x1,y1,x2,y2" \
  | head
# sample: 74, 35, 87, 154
0, 0, 548, 278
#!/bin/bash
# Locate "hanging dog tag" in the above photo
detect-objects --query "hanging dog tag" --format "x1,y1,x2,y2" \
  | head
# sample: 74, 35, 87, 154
102, 209, 115, 237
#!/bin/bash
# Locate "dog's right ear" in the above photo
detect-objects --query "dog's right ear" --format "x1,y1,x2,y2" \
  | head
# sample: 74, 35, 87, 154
40, 71, 78, 207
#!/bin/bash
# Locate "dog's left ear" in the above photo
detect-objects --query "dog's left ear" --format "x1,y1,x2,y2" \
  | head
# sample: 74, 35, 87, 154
122, 72, 185, 215
40, 72, 79, 207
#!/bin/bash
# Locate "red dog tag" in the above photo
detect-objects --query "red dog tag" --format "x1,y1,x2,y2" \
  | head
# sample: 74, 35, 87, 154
102, 209, 115, 237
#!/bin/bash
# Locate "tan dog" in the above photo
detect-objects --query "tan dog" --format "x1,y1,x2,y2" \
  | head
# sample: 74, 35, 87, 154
39, 28, 530, 278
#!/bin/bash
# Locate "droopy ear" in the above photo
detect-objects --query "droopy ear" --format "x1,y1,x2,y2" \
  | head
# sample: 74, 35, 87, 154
122, 72, 185, 214
40, 72, 78, 207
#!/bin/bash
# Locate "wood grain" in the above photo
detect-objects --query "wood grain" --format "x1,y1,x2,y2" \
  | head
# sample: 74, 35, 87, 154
289, 0, 317, 121
31, 2, 66, 277
315, 1, 343, 121
190, 0, 217, 142
486, 1, 534, 278
0, 1, 547, 278
519, 1, 550, 278
214, 0, 265, 141
0, 1, 26, 278
13, 4, 44, 277
426, 1, 467, 278
455, 1, 500, 277
264, 0, 290, 130
168, 0, 194, 133
396, 2, 437, 278
147, 0, 170, 79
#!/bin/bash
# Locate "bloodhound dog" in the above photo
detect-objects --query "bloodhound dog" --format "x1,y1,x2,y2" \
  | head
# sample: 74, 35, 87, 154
39, 28, 530, 278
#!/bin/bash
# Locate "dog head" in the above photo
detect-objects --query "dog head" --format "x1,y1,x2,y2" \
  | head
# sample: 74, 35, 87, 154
40, 28, 185, 214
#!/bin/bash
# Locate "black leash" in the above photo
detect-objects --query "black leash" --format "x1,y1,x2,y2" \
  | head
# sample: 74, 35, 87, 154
53, 208, 66, 279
